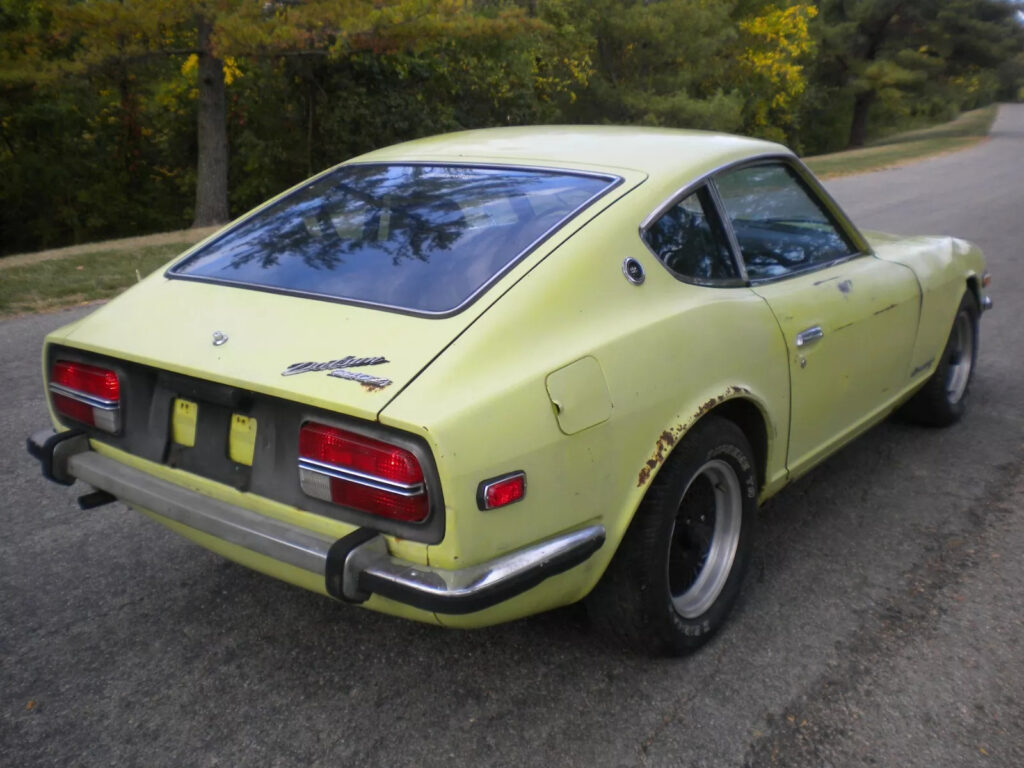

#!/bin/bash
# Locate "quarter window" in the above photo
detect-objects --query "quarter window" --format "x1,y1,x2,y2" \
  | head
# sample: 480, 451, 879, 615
714, 164, 856, 281
643, 186, 738, 282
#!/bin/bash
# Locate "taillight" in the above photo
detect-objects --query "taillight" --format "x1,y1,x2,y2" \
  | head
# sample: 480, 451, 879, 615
49, 360, 121, 433
298, 422, 429, 523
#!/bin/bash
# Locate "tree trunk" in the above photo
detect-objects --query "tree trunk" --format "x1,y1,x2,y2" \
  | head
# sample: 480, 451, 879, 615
192, 15, 229, 227
848, 90, 875, 148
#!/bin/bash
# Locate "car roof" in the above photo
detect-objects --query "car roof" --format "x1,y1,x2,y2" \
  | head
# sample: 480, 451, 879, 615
348, 125, 790, 179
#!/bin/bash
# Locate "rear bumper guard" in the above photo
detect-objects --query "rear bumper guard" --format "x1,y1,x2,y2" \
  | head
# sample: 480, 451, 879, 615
27, 429, 605, 615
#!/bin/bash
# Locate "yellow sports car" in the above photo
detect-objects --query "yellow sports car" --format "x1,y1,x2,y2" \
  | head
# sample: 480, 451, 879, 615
27, 127, 992, 655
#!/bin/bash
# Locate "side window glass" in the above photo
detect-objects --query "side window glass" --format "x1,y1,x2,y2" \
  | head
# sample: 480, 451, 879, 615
643, 186, 738, 282
715, 164, 856, 281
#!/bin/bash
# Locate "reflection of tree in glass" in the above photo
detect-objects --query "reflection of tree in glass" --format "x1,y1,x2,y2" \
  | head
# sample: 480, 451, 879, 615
172, 163, 612, 313
210, 165, 568, 274
718, 164, 853, 278
647, 207, 716, 279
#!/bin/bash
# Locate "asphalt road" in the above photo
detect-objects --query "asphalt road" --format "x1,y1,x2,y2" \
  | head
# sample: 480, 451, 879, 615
2, 105, 1022, 768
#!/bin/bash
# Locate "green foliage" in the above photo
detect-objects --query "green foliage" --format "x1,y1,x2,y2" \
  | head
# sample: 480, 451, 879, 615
1, 0, 1022, 255
804, 0, 1024, 147
556, 0, 744, 127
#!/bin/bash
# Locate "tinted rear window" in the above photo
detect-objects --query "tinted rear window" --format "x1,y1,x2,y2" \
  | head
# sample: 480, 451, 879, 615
169, 164, 618, 314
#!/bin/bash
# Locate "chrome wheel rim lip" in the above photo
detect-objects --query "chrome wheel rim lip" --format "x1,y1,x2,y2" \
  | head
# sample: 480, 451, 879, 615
945, 309, 974, 404
669, 459, 742, 619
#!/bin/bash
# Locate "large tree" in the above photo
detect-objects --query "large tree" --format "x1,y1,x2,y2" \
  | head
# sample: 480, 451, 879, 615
814, 0, 1023, 147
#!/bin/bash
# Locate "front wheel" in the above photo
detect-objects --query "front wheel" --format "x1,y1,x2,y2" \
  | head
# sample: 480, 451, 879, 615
904, 290, 979, 427
587, 416, 757, 656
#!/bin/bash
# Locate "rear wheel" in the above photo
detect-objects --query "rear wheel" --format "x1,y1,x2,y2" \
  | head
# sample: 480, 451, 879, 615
904, 290, 979, 427
588, 417, 757, 656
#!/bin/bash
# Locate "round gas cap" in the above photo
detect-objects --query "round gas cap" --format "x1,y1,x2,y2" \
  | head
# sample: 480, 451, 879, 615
622, 257, 645, 285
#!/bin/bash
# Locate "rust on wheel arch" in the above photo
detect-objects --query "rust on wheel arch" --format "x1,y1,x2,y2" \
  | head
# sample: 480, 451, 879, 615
636, 386, 753, 488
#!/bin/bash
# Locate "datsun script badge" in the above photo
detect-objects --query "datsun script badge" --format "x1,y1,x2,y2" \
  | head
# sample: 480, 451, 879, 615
282, 356, 393, 390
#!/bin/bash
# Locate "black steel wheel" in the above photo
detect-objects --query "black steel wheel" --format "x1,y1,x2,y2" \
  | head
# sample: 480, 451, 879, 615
587, 416, 758, 656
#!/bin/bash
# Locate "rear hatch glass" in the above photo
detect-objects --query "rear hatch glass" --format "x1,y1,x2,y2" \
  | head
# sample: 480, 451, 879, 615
169, 164, 619, 315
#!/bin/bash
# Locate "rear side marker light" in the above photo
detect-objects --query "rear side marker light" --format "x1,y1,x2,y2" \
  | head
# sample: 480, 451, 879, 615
49, 360, 121, 433
298, 422, 429, 523
477, 471, 526, 511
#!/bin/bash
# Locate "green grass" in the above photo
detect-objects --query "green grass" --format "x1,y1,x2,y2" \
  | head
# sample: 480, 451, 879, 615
804, 105, 998, 178
0, 244, 188, 317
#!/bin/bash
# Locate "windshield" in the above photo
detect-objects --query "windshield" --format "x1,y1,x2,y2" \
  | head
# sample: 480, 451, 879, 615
169, 164, 618, 314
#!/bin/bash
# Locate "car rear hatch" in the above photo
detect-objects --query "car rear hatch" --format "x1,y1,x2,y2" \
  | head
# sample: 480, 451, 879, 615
45, 162, 644, 540
48, 280, 498, 542
57, 277, 490, 422
54, 161, 639, 421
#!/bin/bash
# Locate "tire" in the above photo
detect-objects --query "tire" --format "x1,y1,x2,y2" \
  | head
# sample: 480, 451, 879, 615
904, 290, 979, 427
587, 416, 758, 656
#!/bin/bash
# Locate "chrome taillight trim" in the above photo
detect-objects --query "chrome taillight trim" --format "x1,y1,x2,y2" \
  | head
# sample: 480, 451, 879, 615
48, 382, 120, 410
298, 457, 426, 497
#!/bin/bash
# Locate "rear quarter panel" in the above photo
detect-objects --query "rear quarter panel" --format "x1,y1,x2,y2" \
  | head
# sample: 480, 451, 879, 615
380, 196, 791, 627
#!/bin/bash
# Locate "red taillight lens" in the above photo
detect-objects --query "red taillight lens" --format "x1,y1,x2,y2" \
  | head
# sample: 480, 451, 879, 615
298, 422, 429, 523
327, 480, 428, 523
299, 423, 423, 485
479, 472, 526, 510
51, 393, 96, 425
49, 360, 121, 433
52, 361, 121, 401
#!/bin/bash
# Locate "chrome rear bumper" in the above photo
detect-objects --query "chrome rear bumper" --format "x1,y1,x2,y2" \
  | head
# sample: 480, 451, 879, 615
27, 429, 604, 615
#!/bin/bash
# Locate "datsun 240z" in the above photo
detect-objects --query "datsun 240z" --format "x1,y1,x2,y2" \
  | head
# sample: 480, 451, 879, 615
28, 127, 992, 655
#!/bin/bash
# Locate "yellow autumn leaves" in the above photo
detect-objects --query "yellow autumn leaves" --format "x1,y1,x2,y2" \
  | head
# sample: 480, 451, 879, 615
738, 4, 818, 140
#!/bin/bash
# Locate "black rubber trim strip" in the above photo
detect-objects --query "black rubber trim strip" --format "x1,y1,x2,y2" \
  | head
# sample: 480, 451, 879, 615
325, 527, 380, 602
27, 428, 85, 486
358, 530, 605, 615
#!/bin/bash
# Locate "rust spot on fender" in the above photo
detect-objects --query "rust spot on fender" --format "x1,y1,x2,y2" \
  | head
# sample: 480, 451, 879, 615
636, 386, 753, 487
637, 426, 684, 487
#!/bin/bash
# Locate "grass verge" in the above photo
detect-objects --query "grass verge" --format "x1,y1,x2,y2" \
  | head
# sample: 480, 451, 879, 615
804, 105, 998, 178
0, 244, 187, 318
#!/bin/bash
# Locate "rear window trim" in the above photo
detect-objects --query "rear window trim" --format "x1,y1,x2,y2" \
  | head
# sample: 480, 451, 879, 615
166, 162, 624, 319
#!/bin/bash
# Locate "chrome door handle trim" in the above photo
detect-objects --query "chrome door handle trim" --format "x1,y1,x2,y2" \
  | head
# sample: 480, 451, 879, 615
795, 326, 824, 348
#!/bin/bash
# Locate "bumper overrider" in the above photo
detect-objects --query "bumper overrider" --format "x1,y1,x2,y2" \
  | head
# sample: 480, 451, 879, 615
27, 428, 605, 615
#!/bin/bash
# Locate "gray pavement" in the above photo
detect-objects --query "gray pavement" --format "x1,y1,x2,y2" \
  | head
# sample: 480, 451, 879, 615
1, 105, 1022, 767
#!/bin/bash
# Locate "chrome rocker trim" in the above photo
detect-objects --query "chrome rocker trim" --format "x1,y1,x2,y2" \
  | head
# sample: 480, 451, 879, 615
27, 430, 605, 615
